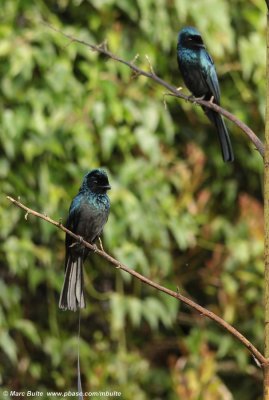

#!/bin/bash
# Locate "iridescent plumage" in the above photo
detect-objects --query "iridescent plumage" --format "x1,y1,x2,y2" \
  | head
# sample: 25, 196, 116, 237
59, 169, 111, 311
177, 26, 234, 162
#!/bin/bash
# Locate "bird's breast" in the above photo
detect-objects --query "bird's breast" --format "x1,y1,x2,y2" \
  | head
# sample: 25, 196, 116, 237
178, 48, 208, 97
75, 194, 110, 243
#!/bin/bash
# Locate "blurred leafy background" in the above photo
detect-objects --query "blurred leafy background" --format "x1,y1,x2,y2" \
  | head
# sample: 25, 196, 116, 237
0, 0, 266, 399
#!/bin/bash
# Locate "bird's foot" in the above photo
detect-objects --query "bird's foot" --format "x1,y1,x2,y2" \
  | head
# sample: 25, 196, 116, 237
188, 94, 205, 104
98, 237, 104, 252
209, 95, 215, 104
92, 243, 98, 253
69, 236, 84, 248
176, 86, 183, 92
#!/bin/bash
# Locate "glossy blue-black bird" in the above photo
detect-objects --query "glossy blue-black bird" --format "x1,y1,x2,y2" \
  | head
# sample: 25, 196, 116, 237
59, 169, 111, 311
177, 26, 234, 162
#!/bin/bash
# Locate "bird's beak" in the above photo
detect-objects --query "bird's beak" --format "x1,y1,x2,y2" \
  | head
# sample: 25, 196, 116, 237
102, 184, 111, 190
196, 43, 205, 49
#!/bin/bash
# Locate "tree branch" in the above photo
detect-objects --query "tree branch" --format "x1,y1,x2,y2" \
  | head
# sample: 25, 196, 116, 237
44, 22, 264, 158
6, 195, 268, 367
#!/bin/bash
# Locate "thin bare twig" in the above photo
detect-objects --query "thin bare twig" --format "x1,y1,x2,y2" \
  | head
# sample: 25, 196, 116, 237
43, 22, 264, 158
6, 195, 268, 367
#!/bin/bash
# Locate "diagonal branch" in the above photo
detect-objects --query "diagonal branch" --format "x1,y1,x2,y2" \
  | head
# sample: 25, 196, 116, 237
44, 22, 264, 158
6, 195, 268, 367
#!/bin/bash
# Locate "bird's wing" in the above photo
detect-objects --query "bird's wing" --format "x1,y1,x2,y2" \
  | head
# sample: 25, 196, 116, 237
200, 51, 221, 104
65, 194, 83, 254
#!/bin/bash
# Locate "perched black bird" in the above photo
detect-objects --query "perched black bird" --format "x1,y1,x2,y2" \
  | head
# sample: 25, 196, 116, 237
59, 169, 111, 311
177, 26, 234, 162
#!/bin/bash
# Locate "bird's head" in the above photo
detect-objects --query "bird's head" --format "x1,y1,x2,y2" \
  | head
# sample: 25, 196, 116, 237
178, 27, 205, 50
82, 169, 111, 194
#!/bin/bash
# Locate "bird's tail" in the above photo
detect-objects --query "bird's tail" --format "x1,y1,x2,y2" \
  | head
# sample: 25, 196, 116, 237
205, 109, 234, 162
59, 256, 86, 311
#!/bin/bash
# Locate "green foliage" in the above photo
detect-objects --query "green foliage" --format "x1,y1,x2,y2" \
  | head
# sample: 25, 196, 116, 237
0, 0, 265, 399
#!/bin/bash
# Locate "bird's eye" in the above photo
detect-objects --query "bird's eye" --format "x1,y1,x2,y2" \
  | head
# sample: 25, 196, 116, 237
187, 37, 193, 41
93, 180, 98, 184
194, 35, 203, 44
